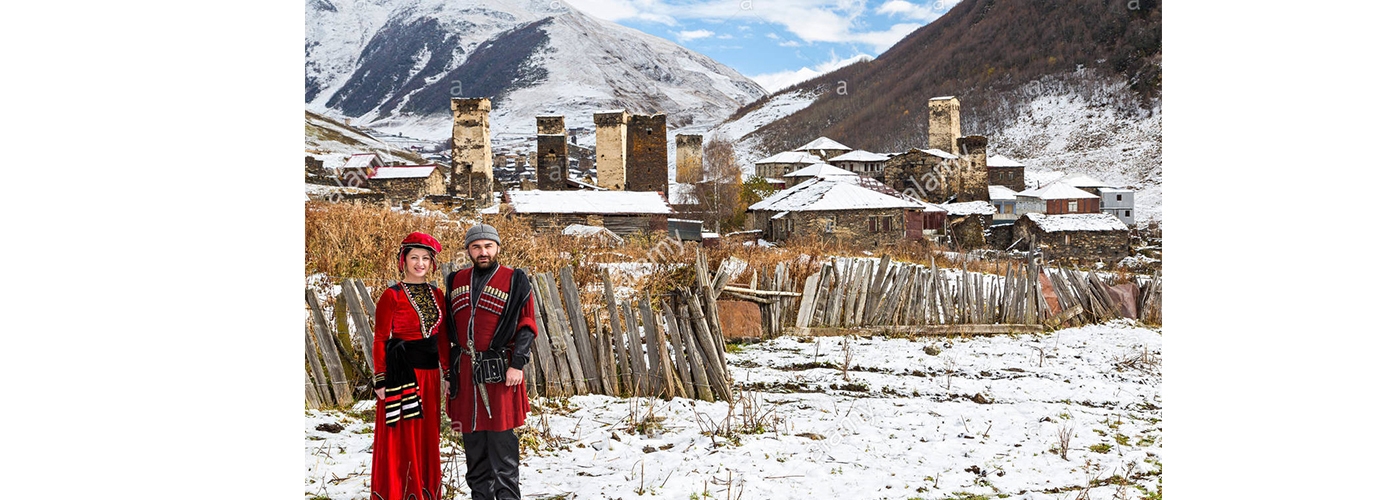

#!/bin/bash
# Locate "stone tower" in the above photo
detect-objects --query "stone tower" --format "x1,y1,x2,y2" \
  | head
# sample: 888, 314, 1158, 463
594, 110, 629, 190
451, 98, 493, 206
536, 115, 568, 190
928, 96, 961, 154
625, 113, 668, 198
954, 135, 989, 202
675, 134, 703, 184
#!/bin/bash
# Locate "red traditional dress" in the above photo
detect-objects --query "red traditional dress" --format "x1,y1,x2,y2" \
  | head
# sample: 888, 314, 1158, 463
370, 281, 446, 500
439, 263, 537, 432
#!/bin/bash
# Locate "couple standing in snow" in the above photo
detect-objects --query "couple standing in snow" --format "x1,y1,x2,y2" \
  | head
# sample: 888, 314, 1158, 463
367, 224, 538, 500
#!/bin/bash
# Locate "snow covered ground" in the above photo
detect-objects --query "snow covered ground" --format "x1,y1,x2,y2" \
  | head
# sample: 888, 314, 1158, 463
306, 321, 1161, 499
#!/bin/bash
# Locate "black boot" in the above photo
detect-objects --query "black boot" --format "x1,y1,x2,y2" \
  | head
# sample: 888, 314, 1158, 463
460, 431, 494, 500
487, 429, 521, 500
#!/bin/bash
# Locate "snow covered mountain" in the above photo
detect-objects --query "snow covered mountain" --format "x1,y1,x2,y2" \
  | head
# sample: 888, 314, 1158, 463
305, 0, 767, 144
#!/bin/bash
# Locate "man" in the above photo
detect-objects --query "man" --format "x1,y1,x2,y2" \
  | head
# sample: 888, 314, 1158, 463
439, 223, 536, 500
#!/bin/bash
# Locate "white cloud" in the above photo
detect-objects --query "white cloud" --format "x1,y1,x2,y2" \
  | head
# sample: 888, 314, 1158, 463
677, 29, 716, 42
568, 0, 941, 50
779, 40, 800, 47
875, 0, 955, 22
766, 32, 780, 39
747, 52, 873, 93
716, 33, 733, 39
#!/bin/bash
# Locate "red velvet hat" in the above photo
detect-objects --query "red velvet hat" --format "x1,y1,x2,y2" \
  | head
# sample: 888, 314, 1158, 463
397, 231, 442, 273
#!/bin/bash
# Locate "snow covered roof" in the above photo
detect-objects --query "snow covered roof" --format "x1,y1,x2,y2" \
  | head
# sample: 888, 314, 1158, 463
562, 224, 623, 244
755, 151, 822, 165
988, 185, 1019, 201
1099, 187, 1133, 194
795, 137, 852, 152
505, 190, 673, 215
920, 148, 959, 160
1058, 174, 1111, 188
987, 155, 1025, 167
1025, 213, 1129, 232
1018, 183, 1099, 200
784, 163, 858, 178
336, 152, 383, 170
936, 200, 995, 216
367, 165, 438, 179
749, 177, 925, 213
828, 150, 890, 162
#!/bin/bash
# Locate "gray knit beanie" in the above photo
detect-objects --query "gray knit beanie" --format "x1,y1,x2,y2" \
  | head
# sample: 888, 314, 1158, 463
464, 223, 501, 247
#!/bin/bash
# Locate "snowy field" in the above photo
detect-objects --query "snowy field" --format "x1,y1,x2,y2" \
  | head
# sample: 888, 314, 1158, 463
306, 320, 1162, 499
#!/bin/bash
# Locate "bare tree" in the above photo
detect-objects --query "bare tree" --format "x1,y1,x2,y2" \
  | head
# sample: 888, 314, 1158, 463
696, 134, 745, 232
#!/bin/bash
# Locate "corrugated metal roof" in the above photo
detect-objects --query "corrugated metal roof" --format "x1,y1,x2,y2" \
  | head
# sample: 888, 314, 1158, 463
828, 150, 890, 162
755, 151, 822, 165
506, 190, 673, 215
749, 177, 924, 212
368, 165, 437, 179
1017, 183, 1099, 200
1025, 212, 1128, 232
795, 136, 852, 151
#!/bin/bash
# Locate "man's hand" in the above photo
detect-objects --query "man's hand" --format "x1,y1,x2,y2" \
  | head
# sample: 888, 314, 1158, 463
375, 387, 386, 400
505, 367, 524, 386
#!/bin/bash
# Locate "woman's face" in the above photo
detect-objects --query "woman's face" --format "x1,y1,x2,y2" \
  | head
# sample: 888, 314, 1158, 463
404, 248, 434, 281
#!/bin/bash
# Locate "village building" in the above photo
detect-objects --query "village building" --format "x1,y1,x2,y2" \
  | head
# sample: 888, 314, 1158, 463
746, 176, 925, 246
535, 115, 569, 191
1015, 183, 1102, 216
501, 189, 672, 236
1013, 212, 1130, 263
1057, 174, 1112, 195
793, 136, 853, 161
450, 98, 493, 207
934, 200, 995, 249
1100, 187, 1135, 226
988, 185, 1019, 224
828, 150, 890, 175
783, 162, 858, 186
365, 164, 449, 203
754, 151, 821, 179
562, 224, 624, 246
986, 155, 1027, 192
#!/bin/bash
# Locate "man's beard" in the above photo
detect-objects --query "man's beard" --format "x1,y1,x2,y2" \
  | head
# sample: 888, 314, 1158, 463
473, 254, 498, 269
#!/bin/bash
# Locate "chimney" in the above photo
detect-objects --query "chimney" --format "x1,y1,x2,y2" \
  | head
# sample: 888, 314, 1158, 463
928, 96, 961, 154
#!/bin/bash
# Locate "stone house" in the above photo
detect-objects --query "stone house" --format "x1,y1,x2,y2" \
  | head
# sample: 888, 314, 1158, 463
794, 136, 853, 161
501, 189, 673, 237
879, 139, 989, 204
934, 200, 995, 249
747, 177, 926, 247
986, 155, 1026, 192
1013, 212, 1130, 263
365, 164, 448, 203
1014, 183, 1101, 216
754, 151, 821, 179
828, 150, 890, 175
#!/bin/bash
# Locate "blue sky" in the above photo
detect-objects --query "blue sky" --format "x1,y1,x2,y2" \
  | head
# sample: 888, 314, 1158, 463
566, 0, 960, 93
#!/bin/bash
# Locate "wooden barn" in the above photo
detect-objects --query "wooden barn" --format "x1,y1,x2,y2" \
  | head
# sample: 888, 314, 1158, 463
501, 190, 673, 237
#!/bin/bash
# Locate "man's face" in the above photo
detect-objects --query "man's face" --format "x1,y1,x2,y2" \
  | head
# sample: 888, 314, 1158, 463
468, 239, 499, 269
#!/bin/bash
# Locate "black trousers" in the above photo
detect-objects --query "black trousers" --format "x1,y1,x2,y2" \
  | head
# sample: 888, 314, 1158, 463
460, 429, 520, 500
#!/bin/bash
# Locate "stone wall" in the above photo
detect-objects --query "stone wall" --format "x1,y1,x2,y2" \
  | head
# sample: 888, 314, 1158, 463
955, 136, 989, 202
1013, 218, 1130, 263
753, 208, 912, 247
625, 114, 668, 197
368, 170, 447, 203
519, 213, 667, 237
988, 166, 1025, 192
536, 115, 565, 135
928, 97, 961, 153
675, 134, 703, 184
594, 111, 629, 190
451, 98, 493, 205
535, 134, 569, 190
948, 215, 987, 249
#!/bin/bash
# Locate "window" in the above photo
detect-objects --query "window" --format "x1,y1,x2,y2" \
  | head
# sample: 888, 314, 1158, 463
1068, 200, 1079, 212
1125, 210, 1131, 217
882, 217, 891, 232
1116, 194, 1123, 201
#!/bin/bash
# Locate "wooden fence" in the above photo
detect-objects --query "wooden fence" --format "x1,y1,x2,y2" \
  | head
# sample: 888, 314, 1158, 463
304, 253, 736, 409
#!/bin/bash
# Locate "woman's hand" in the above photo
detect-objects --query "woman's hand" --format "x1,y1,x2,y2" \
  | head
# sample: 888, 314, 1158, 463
375, 387, 386, 400
505, 367, 524, 386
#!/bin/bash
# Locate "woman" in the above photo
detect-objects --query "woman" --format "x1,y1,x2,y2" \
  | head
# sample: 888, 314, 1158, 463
370, 231, 446, 500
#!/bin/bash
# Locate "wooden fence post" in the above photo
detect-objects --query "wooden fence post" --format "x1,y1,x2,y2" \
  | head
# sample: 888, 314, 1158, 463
306, 289, 352, 405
